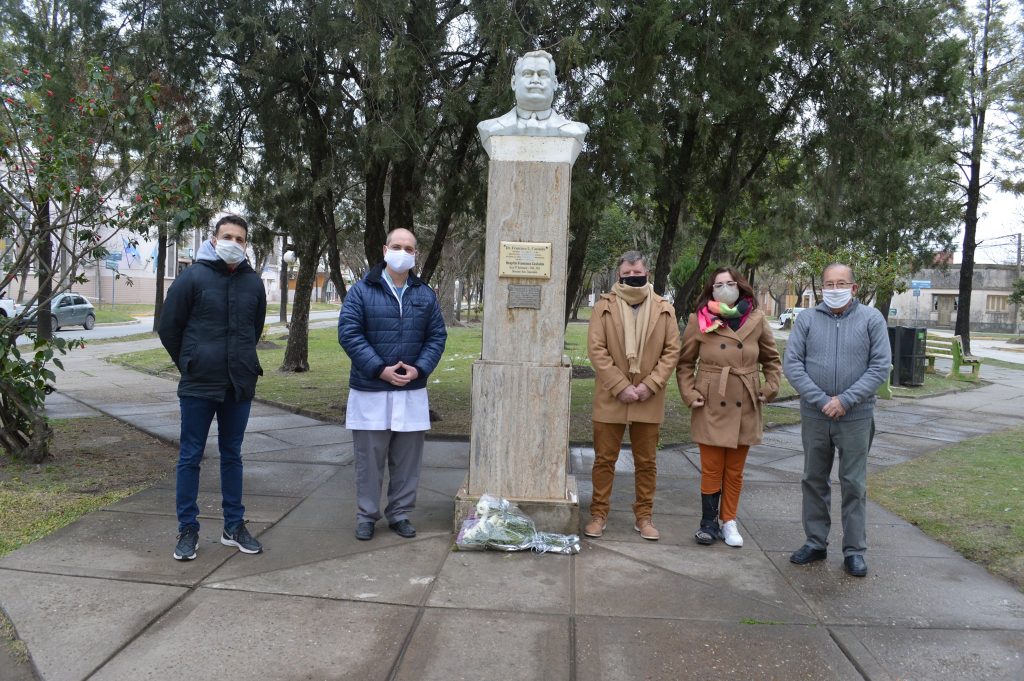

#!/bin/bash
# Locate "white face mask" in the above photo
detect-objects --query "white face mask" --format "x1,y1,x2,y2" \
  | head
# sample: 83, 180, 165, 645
215, 239, 246, 265
712, 284, 740, 306
822, 288, 853, 309
384, 248, 415, 273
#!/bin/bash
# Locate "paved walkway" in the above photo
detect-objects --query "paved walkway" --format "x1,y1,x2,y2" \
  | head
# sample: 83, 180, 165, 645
1, 339, 1023, 680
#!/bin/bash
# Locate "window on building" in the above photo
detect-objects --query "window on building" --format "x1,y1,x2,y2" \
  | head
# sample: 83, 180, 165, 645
986, 295, 1009, 313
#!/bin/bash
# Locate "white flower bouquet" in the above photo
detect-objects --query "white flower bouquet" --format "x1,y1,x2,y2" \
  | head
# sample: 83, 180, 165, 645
456, 494, 580, 555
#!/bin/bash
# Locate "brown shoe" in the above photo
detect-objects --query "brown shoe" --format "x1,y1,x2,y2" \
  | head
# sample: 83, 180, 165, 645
634, 518, 660, 541
583, 516, 607, 538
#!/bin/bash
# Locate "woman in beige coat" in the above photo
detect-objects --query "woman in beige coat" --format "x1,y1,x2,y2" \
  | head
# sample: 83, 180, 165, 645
585, 252, 681, 541
677, 267, 781, 547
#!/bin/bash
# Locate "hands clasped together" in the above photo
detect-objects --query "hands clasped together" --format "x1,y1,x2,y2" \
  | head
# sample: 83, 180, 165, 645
380, 361, 419, 387
616, 383, 653, 403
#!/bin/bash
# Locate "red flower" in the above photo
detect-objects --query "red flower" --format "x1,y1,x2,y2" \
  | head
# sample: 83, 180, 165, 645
44, 73, 52, 80
102, 65, 110, 72
46, 90, 53, 97
69, 97, 75, 103
135, 194, 143, 202
21, 68, 29, 75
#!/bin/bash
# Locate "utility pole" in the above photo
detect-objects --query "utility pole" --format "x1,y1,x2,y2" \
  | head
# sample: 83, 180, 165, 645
1016, 233, 1022, 336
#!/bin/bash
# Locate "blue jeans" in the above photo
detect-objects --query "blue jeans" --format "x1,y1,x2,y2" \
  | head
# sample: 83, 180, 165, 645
176, 392, 251, 532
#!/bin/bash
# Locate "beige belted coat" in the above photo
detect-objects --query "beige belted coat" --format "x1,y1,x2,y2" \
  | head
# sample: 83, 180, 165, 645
588, 291, 681, 425
676, 309, 782, 448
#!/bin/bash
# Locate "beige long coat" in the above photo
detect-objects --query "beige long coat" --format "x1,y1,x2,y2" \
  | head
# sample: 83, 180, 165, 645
588, 292, 681, 425
676, 309, 782, 448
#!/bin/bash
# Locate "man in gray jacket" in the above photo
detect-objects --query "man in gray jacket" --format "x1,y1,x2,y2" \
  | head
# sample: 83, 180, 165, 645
783, 263, 891, 577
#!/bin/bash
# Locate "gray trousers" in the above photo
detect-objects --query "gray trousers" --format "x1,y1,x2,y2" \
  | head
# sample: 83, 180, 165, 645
352, 429, 425, 524
800, 416, 875, 556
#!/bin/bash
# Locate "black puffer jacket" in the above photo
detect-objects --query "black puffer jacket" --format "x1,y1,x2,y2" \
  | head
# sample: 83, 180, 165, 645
338, 262, 447, 392
159, 254, 266, 400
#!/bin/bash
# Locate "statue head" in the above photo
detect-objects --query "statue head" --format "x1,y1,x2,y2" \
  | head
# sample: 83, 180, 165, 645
511, 50, 557, 112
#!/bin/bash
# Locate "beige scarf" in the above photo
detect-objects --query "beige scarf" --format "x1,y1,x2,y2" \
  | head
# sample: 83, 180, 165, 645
612, 282, 653, 375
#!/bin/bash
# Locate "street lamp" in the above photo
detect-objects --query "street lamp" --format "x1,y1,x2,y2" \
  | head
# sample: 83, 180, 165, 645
280, 242, 295, 323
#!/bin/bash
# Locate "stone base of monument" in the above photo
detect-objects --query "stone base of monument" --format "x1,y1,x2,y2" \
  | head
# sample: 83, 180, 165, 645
452, 474, 580, 536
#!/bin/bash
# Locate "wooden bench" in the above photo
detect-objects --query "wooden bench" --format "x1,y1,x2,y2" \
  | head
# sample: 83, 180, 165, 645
925, 334, 982, 381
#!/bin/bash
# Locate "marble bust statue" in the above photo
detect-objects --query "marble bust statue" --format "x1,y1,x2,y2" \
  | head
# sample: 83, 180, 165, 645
478, 50, 589, 146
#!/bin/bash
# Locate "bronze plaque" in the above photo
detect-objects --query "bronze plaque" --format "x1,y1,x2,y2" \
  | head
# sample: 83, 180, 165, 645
507, 284, 542, 309
498, 241, 552, 279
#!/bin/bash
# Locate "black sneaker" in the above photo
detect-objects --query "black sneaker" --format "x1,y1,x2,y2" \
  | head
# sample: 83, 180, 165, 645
174, 527, 199, 561
221, 521, 263, 554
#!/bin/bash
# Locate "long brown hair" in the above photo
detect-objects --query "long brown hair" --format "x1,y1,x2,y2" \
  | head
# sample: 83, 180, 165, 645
695, 267, 758, 311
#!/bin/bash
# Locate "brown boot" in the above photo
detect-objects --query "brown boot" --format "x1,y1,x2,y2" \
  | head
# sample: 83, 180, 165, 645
583, 516, 607, 538
634, 517, 660, 541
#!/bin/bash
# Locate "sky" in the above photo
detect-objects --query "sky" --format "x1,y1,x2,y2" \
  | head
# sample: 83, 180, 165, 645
957, 187, 1024, 266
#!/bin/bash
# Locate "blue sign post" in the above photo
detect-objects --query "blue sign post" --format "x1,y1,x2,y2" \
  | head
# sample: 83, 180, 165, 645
911, 279, 932, 289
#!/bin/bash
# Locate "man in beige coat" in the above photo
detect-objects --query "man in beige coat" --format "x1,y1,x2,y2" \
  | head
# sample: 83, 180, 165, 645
585, 251, 681, 541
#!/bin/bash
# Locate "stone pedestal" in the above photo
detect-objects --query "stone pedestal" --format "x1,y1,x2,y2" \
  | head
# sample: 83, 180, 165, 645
454, 136, 582, 534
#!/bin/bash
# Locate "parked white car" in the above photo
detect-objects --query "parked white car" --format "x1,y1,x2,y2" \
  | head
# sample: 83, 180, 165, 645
778, 307, 806, 328
0, 297, 14, 319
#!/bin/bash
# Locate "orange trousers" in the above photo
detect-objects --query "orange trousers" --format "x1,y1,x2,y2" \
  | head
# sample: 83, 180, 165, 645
590, 421, 660, 520
698, 443, 750, 522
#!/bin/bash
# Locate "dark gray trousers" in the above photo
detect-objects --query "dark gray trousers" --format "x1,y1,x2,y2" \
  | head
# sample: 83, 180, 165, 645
352, 430, 425, 524
800, 416, 875, 556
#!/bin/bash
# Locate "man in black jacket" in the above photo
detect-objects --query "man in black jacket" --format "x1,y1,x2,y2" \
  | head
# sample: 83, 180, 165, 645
159, 214, 267, 561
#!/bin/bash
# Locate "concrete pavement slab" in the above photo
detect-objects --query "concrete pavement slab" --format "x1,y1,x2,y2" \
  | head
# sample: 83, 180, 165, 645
262, 423, 354, 447
238, 412, 325, 432
831, 626, 1024, 680
104, 486, 303, 524
205, 535, 450, 606
575, 543, 813, 624
202, 525, 439, 582
0, 570, 186, 681
742, 517, 959, 557
427, 548, 572, 615
585, 509, 699, 544
574, 616, 861, 681
392, 608, 570, 681
149, 460, 337, 497
598, 539, 815, 621
239, 441, 353, 464
88, 589, 416, 681
768, 552, 1024, 629
42, 392, 101, 419
0, 511, 268, 586
420, 439, 470, 468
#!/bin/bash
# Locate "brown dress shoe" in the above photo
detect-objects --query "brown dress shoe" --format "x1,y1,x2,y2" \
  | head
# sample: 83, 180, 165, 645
583, 516, 607, 538
634, 518, 660, 541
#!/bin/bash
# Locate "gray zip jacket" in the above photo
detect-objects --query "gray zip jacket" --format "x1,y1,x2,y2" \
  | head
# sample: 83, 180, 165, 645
783, 299, 891, 421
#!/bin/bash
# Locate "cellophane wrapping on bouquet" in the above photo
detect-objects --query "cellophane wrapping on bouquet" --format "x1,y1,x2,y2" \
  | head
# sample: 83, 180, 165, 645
456, 494, 581, 555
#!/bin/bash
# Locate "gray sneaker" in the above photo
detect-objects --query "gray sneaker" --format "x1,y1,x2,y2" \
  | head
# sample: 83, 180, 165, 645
221, 521, 263, 554
174, 527, 199, 561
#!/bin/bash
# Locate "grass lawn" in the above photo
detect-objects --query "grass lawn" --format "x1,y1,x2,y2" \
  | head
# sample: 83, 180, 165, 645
110, 323, 985, 444
870, 428, 1024, 591
266, 301, 339, 315
111, 323, 801, 445
93, 308, 143, 324
0, 417, 172, 557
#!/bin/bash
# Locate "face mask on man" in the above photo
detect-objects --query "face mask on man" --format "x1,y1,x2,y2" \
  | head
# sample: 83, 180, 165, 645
712, 283, 740, 306
215, 240, 246, 266
384, 248, 416, 273
822, 288, 853, 309
619, 275, 647, 287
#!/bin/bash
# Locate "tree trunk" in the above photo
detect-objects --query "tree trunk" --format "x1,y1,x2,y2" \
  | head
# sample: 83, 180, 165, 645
280, 238, 318, 372
152, 225, 168, 333
564, 205, 595, 325
364, 158, 389, 265
35, 200, 53, 340
653, 114, 698, 296
674, 130, 744, 319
